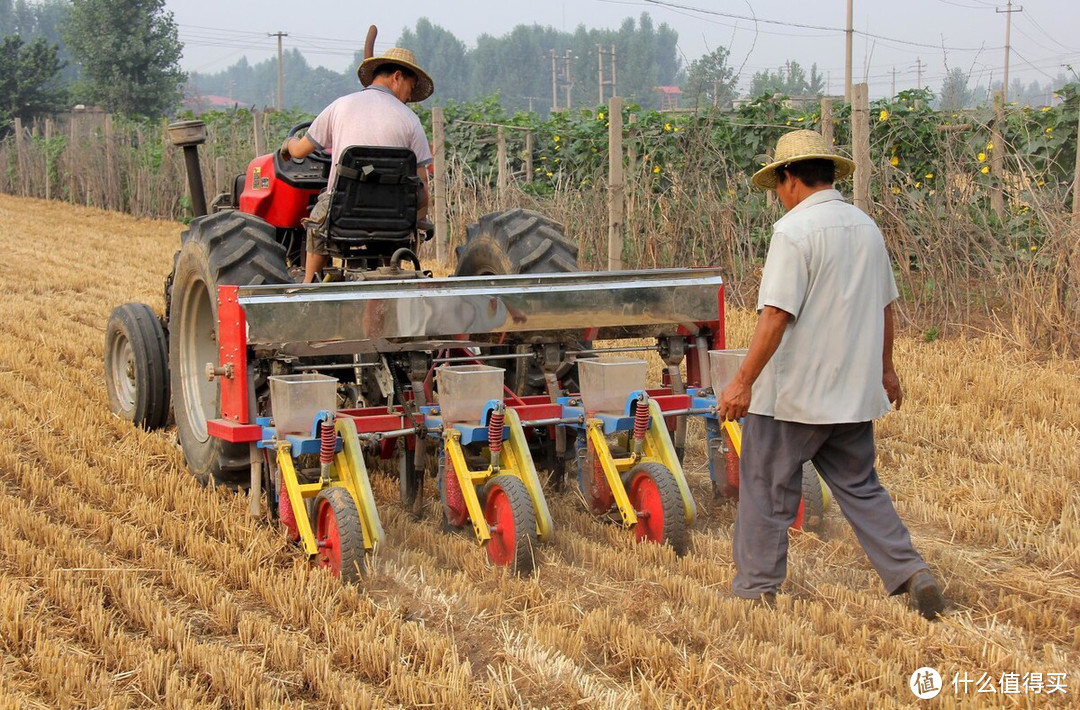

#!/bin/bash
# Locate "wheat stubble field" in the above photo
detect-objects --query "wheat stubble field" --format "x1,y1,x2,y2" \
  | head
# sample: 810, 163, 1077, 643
0, 192, 1078, 709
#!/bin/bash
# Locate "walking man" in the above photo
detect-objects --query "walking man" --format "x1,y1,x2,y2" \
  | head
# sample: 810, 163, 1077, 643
718, 129, 945, 619
280, 47, 434, 283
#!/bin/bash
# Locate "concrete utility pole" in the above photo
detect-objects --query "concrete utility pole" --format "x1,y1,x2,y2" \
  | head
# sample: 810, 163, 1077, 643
564, 50, 573, 110
891, 67, 896, 98
997, 0, 1023, 103
598, 44, 605, 105
551, 50, 559, 112
916, 57, 923, 90
844, 0, 853, 102
597, 45, 617, 104
269, 31, 288, 110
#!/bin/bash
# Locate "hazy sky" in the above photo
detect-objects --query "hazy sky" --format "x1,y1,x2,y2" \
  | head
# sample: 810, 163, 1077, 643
166, 0, 1080, 98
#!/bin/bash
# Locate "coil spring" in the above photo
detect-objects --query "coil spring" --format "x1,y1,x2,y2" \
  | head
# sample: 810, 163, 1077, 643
320, 416, 336, 464
488, 407, 505, 454
632, 396, 650, 444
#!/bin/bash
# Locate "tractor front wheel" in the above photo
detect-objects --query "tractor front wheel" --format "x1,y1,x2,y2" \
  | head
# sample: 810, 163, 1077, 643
313, 487, 366, 583
482, 475, 537, 575
104, 302, 170, 430
623, 462, 688, 555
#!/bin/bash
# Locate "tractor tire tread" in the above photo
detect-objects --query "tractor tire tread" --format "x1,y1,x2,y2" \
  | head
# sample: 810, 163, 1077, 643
317, 487, 366, 583
104, 302, 171, 430
623, 461, 689, 556
484, 474, 537, 576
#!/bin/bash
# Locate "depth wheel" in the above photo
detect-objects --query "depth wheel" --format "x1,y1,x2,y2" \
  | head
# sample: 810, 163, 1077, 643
104, 302, 170, 430
794, 462, 830, 535
482, 475, 537, 575
313, 487, 365, 583
623, 462, 688, 555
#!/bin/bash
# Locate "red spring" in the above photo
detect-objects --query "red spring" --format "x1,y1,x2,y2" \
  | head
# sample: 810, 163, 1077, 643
633, 397, 650, 444
319, 416, 336, 464
488, 408, 505, 454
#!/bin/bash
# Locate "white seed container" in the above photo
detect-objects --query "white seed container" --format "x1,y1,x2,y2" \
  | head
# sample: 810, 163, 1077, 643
437, 365, 505, 422
577, 357, 648, 414
709, 349, 748, 392
269, 373, 338, 435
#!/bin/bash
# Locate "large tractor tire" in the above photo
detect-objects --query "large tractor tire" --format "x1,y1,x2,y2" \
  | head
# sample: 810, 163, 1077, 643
454, 209, 583, 395
169, 211, 290, 487
104, 302, 170, 430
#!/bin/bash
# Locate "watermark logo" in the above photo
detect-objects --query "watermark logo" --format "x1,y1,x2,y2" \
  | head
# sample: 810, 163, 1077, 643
910, 667, 943, 699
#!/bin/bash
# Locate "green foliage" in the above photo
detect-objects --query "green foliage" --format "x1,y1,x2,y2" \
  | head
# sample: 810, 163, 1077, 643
749, 61, 825, 97
682, 47, 737, 109
64, 0, 185, 118
0, 34, 66, 131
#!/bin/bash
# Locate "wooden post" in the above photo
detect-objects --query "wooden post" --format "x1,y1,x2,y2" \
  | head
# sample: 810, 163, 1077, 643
70, 114, 78, 202
524, 130, 533, 183
216, 156, 227, 196
104, 114, 114, 208
496, 125, 507, 197
253, 110, 263, 157
13, 118, 25, 196
432, 107, 448, 264
820, 97, 834, 146
991, 90, 1005, 220
44, 119, 52, 200
607, 96, 624, 271
852, 83, 871, 213
1074, 102, 1080, 228
626, 113, 637, 188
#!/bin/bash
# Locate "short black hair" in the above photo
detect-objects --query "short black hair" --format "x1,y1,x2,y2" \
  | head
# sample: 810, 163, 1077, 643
775, 158, 835, 188
373, 62, 417, 82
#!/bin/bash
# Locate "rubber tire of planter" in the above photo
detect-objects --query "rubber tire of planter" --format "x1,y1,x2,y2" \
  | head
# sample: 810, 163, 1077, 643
453, 208, 583, 395
482, 474, 537, 575
795, 461, 829, 536
622, 461, 689, 556
313, 486, 366, 583
104, 302, 171, 430
169, 211, 290, 487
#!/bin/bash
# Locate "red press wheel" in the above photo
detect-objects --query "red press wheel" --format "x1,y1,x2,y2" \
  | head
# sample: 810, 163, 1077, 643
623, 462, 688, 555
792, 462, 828, 535
482, 475, 537, 575
313, 487, 366, 583
272, 457, 300, 542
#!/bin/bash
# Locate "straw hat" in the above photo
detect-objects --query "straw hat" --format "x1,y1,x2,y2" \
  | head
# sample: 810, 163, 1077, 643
357, 47, 434, 103
751, 129, 855, 190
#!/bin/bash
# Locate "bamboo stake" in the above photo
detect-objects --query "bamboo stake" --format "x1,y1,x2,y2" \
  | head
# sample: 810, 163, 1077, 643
432, 107, 448, 264
44, 119, 52, 200
13, 118, 25, 197
607, 96, 624, 271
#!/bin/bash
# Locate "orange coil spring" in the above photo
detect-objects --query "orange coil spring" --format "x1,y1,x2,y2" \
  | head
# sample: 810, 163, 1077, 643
488, 409, 505, 454
320, 417, 336, 464
633, 399, 649, 444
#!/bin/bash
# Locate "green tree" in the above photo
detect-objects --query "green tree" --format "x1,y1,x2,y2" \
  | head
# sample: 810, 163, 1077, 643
64, 0, 185, 117
0, 34, 65, 131
398, 18, 469, 102
683, 47, 735, 108
748, 60, 824, 97
938, 67, 973, 111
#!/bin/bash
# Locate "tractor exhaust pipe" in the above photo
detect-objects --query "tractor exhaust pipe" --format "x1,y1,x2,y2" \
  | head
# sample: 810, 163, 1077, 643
364, 25, 377, 60
168, 120, 209, 218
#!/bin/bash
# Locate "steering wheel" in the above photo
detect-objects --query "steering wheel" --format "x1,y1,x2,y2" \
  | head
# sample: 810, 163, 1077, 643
287, 121, 331, 165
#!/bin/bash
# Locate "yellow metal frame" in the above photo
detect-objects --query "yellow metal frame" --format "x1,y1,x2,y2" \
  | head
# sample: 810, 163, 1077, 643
723, 418, 743, 457
584, 399, 698, 529
442, 408, 554, 547
274, 418, 385, 558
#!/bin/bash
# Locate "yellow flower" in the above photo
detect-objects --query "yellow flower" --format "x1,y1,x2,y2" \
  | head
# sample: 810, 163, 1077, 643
925, 172, 934, 179
796, 116, 804, 122
1040, 106, 1051, 113
553, 157, 560, 163
1045, 127, 1053, 134
891, 186, 901, 194
653, 165, 661, 174
553, 135, 560, 142
597, 111, 604, 120
1037, 180, 1045, 186
673, 126, 678, 132
879, 109, 889, 122
915, 182, 921, 188
980, 165, 989, 174
664, 122, 672, 131
890, 156, 899, 167
540, 156, 547, 161
986, 142, 993, 150
546, 171, 554, 177
785, 120, 791, 126
1030, 245, 1037, 251
977, 152, 986, 162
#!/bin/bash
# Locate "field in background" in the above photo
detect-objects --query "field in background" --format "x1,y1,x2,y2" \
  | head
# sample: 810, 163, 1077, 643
0, 194, 1078, 708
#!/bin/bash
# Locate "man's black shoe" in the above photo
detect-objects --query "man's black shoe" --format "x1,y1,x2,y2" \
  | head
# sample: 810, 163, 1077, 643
905, 570, 946, 620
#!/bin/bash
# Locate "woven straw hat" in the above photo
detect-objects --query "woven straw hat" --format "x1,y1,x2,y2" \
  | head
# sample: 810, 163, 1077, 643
357, 47, 434, 103
751, 129, 855, 190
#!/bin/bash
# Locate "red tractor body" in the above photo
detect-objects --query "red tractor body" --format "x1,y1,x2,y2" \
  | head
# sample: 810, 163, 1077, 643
238, 152, 325, 230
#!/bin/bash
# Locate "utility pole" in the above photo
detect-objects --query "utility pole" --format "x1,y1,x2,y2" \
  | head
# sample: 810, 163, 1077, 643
597, 45, 617, 104
997, 0, 1023, 103
551, 50, 559, 112
610, 44, 617, 98
916, 57, 923, 90
598, 44, 604, 105
564, 50, 573, 110
891, 67, 896, 98
269, 31, 288, 110
844, 0, 853, 102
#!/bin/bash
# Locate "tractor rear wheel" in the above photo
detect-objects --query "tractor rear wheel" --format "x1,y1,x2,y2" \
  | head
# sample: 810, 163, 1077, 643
169, 212, 290, 487
454, 209, 584, 395
314, 486, 366, 583
482, 474, 537, 575
104, 302, 170, 430
623, 462, 688, 556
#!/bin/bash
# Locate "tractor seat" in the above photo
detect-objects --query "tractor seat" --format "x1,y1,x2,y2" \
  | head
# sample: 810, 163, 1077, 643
325, 146, 419, 255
